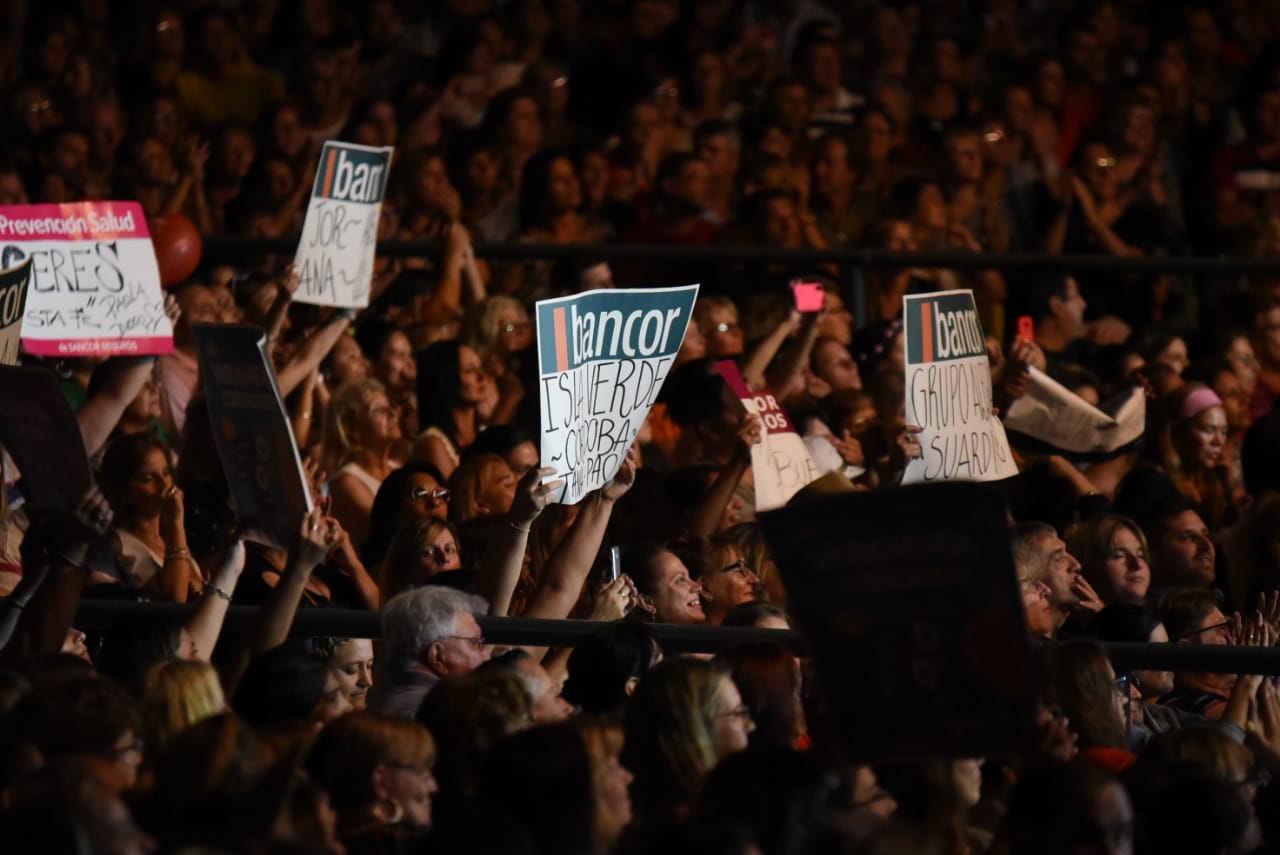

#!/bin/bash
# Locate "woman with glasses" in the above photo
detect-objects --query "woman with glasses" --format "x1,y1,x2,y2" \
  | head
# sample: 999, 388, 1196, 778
308, 710, 439, 855
621, 658, 754, 847
1036, 640, 1136, 774
671, 536, 761, 626
321, 379, 403, 548
361, 463, 450, 569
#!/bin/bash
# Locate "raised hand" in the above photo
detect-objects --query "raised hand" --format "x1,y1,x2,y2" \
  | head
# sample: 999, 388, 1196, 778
601, 444, 639, 503
159, 484, 186, 546
834, 429, 864, 467
510, 466, 563, 529
1070, 573, 1105, 614
590, 573, 638, 622
292, 507, 333, 573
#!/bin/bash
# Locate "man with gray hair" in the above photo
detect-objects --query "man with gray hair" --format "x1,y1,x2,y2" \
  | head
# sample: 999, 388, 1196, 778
373, 586, 491, 718
1010, 521, 1098, 636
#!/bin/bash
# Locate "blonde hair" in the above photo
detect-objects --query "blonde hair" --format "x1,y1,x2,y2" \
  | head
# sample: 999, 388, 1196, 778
320, 378, 388, 473
447, 453, 510, 525
471, 296, 529, 364
622, 658, 731, 813
310, 711, 436, 815
141, 659, 227, 757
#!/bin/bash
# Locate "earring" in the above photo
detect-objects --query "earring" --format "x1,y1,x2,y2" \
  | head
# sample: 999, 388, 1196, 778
375, 797, 405, 825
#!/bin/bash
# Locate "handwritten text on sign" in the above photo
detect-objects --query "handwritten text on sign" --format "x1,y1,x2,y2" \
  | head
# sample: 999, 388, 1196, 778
902, 290, 1016, 483
0, 260, 31, 365
716, 360, 819, 510
0, 202, 173, 356
293, 141, 394, 309
537, 285, 698, 504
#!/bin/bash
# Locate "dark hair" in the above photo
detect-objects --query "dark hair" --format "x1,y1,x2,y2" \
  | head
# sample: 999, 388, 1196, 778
518, 147, 575, 231
232, 643, 331, 730
722, 601, 790, 629
96, 616, 185, 698
362, 461, 447, 563
1155, 588, 1225, 642
478, 724, 596, 855
1035, 640, 1126, 750
1024, 272, 1074, 322
466, 425, 536, 463
1088, 603, 1162, 644
98, 432, 172, 516
13, 676, 141, 758
718, 642, 800, 749
694, 746, 836, 854
621, 542, 677, 604
562, 621, 661, 716
417, 340, 467, 444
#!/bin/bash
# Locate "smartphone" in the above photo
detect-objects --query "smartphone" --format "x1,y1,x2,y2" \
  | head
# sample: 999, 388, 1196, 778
1016, 315, 1035, 343
791, 281, 825, 313
607, 546, 622, 583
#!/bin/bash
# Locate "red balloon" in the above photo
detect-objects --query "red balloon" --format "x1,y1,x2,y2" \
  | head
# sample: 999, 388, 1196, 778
149, 214, 203, 287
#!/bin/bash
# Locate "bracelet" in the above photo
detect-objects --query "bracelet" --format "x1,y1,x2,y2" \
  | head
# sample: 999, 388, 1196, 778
205, 583, 232, 602
508, 521, 531, 533
166, 548, 192, 560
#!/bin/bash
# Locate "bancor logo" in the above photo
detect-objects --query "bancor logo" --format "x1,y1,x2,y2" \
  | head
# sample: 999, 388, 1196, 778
907, 293, 987, 364
312, 144, 389, 204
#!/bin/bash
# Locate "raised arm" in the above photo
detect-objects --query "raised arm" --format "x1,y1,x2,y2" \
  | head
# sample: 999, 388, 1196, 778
522, 449, 638, 623
276, 311, 354, 398
75, 356, 158, 456
689, 415, 759, 537
183, 539, 246, 660
472, 466, 562, 616
741, 312, 799, 390
0, 487, 114, 661
764, 313, 823, 404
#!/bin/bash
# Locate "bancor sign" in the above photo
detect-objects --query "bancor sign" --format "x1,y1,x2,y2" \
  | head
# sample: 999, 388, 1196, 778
536, 285, 699, 504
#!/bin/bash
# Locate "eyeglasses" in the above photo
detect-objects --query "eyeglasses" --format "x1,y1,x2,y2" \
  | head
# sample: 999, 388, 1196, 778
411, 486, 451, 505
719, 560, 753, 578
441, 634, 486, 649
502, 321, 532, 333
716, 705, 752, 723
1172, 618, 1233, 641
1091, 156, 1117, 169
714, 322, 740, 334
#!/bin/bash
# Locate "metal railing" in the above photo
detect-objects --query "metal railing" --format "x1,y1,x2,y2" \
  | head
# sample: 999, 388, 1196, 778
71, 601, 1280, 672
204, 235, 1280, 276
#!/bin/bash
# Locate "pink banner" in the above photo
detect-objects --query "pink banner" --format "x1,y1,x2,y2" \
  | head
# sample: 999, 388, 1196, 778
0, 201, 151, 242
0, 201, 174, 357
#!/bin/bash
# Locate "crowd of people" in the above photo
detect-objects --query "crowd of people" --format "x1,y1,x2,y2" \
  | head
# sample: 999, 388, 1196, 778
5, 0, 1280, 853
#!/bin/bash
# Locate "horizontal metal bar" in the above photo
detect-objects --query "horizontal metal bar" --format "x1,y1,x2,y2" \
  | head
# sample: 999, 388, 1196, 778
71, 602, 805, 655
71, 602, 1280, 670
202, 235, 1279, 276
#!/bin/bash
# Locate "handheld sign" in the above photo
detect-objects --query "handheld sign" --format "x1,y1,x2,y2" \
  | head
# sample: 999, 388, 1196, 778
1005, 366, 1145, 458
716, 360, 820, 510
194, 324, 313, 548
0, 364, 92, 513
902, 290, 1016, 483
0, 259, 31, 365
293, 141, 394, 308
760, 481, 1034, 762
536, 284, 698, 504
0, 201, 174, 357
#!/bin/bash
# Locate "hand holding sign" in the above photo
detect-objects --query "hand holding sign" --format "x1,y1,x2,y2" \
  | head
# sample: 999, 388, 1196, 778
511, 466, 563, 530
600, 445, 640, 503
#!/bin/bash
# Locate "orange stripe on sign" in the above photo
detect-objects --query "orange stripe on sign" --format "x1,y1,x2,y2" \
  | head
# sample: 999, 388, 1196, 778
321, 149, 338, 196
553, 308, 569, 371
920, 301, 934, 363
